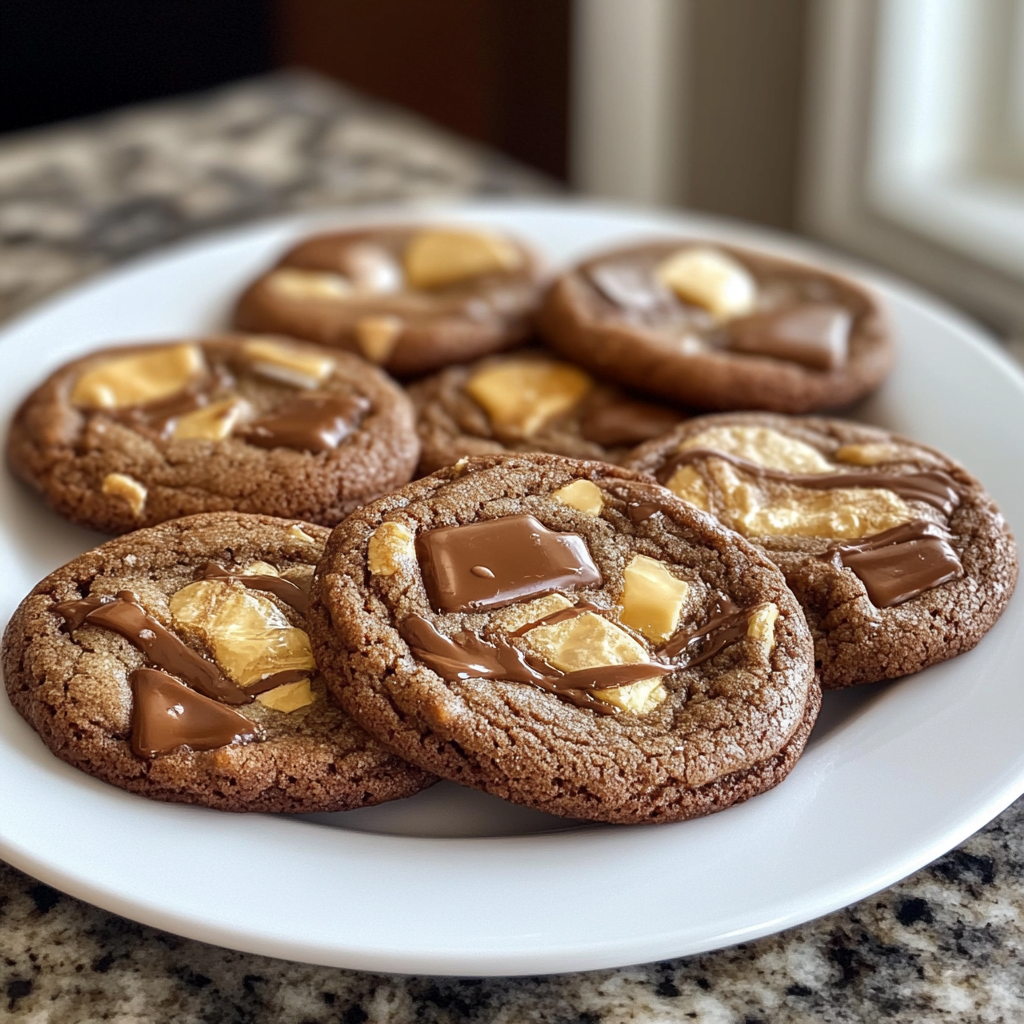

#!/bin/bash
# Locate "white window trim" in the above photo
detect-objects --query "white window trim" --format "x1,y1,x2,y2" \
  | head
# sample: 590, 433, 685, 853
801, 0, 1024, 333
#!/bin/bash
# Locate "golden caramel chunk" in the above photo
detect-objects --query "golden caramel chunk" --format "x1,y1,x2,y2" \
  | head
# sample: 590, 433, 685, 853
169, 580, 314, 686
255, 678, 316, 712
239, 562, 276, 578
678, 425, 833, 474
551, 480, 604, 516
525, 613, 666, 713
619, 555, 690, 641
526, 611, 646, 672
171, 398, 248, 441
834, 442, 902, 466
465, 359, 592, 438
737, 487, 912, 539
289, 523, 318, 544
594, 677, 667, 714
404, 228, 523, 289
367, 521, 416, 576
664, 464, 710, 510
655, 247, 757, 321
72, 344, 204, 410
746, 603, 779, 650
355, 315, 403, 364
242, 337, 335, 389
266, 268, 352, 301
523, 611, 666, 714
101, 473, 147, 516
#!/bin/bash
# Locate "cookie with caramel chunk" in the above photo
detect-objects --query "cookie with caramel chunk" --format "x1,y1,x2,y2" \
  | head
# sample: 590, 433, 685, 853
408, 351, 689, 475
233, 225, 545, 377
624, 413, 1018, 688
308, 453, 818, 825
7, 335, 418, 533
1, 512, 435, 811
539, 240, 893, 413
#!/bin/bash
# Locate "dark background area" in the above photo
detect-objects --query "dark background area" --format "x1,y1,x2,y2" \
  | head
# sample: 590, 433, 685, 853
0, 0, 571, 180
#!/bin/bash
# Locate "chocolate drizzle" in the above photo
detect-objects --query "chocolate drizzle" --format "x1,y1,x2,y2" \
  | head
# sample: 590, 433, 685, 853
823, 519, 964, 607
196, 562, 311, 614
657, 448, 963, 516
400, 615, 669, 715
415, 515, 602, 614
56, 590, 251, 705
245, 392, 370, 452
402, 592, 766, 715
245, 668, 311, 695
130, 667, 258, 758
658, 599, 763, 664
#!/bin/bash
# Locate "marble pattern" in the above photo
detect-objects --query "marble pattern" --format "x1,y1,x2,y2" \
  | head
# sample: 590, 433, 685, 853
1, 72, 1021, 1024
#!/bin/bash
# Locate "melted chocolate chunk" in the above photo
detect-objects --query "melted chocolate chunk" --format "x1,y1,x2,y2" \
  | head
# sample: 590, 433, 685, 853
196, 562, 310, 614
728, 303, 851, 371
246, 392, 370, 452
588, 262, 674, 312
579, 399, 685, 448
55, 590, 250, 705
823, 520, 964, 607
244, 668, 311, 695
400, 615, 666, 715
415, 514, 602, 614
657, 448, 963, 516
658, 599, 764, 664
130, 667, 258, 758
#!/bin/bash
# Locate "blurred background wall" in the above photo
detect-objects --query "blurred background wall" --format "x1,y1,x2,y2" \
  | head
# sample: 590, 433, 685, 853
4, 0, 1024, 333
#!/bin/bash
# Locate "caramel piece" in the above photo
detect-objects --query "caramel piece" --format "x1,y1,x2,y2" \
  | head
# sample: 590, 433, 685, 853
367, 521, 416, 576
465, 359, 592, 438
171, 398, 248, 441
254, 678, 316, 712
355, 316, 403, 364
404, 228, 523, 289
71, 344, 204, 410
242, 337, 335, 389
619, 555, 690, 641
101, 473, 147, 517
656, 247, 757, 322
551, 480, 604, 516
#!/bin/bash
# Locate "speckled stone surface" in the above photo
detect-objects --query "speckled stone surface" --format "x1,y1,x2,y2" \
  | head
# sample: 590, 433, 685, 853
3, 71, 1024, 1024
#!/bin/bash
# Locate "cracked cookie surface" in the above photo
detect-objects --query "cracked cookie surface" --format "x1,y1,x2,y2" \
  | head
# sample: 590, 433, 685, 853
408, 350, 688, 475
625, 413, 1018, 688
234, 225, 545, 377
8, 335, 419, 533
1, 512, 435, 812
308, 453, 818, 824
539, 241, 893, 414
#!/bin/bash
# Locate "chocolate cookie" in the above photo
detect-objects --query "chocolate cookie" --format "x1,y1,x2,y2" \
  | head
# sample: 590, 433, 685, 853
539, 240, 893, 414
233, 225, 545, 377
8, 335, 419, 533
408, 351, 688, 475
308, 453, 819, 825
624, 413, 1018, 689
1, 513, 435, 812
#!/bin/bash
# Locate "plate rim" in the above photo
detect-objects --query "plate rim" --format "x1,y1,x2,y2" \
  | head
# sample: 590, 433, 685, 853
1, 197, 1022, 976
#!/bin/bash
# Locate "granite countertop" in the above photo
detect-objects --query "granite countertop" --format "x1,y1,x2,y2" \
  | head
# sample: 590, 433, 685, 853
2, 72, 1022, 1024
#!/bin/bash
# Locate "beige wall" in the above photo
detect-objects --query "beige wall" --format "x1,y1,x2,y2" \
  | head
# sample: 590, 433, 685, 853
686, 0, 809, 230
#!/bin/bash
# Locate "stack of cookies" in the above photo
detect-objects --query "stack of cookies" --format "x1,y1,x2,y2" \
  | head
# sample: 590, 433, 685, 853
3, 224, 1016, 825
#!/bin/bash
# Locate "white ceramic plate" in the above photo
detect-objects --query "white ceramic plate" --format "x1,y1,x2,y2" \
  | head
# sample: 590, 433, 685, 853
1, 201, 1022, 976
